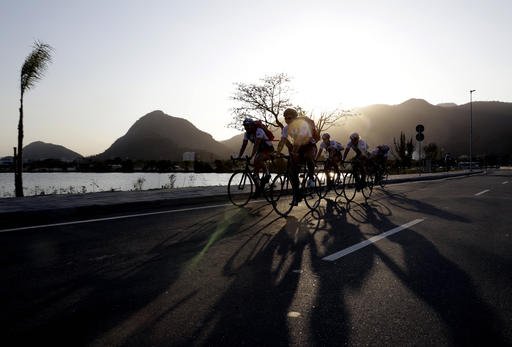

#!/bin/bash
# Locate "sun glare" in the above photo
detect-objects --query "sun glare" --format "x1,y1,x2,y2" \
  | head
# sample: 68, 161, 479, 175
285, 17, 411, 110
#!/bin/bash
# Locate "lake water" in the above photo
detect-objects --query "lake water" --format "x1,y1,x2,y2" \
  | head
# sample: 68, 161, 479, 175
0, 172, 233, 198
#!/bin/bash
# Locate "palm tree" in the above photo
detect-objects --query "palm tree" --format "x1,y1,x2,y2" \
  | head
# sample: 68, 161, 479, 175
15, 41, 53, 197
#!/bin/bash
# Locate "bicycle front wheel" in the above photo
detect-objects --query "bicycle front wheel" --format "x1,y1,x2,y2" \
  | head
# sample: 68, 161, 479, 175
228, 170, 253, 207
269, 174, 294, 216
316, 169, 329, 199
343, 172, 357, 202
303, 174, 322, 210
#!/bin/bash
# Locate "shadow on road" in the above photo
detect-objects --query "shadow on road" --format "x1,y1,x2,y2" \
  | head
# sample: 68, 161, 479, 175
0, 204, 277, 346
2, 184, 509, 345
351, 199, 508, 345
188, 198, 377, 345
195, 189, 508, 345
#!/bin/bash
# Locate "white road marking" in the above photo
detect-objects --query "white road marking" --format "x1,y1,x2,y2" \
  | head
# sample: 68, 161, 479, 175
322, 219, 425, 262
474, 189, 490, 196
0, 202, 240, 233
503, 181, 509, 185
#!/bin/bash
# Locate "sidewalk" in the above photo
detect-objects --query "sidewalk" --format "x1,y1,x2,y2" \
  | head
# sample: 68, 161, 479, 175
0, 170, 483, 217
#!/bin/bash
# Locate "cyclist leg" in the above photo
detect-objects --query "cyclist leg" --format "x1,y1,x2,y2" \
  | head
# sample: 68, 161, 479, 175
332, 151, 342, 171
324, 158, 333, 186
360, 156, 369, 187
288, 153, 301, 205
301, 143, 317, 185
257, 147, 273, 187
353, 157, 363, 190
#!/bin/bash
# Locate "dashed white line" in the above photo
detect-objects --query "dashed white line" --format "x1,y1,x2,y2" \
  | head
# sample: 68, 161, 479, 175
503, 181, 509, 185
0, 202, 236, 233
322, 219, 425, 262
474, 189, 490, 196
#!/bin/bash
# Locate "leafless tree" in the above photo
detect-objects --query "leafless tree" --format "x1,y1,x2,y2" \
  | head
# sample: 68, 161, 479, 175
312, 109, 356, 134
15, 41, 53, 197
230, 73, 293, 130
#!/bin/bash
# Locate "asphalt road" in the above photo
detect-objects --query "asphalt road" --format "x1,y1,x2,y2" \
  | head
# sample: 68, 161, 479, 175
1, 170, 511, 346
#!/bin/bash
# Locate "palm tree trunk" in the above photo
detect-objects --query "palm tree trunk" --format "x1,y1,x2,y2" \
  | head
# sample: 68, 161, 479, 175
15, 95, 24, 197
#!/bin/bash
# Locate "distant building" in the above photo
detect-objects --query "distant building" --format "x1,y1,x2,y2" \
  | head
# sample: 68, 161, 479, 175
183, 152, 195, 161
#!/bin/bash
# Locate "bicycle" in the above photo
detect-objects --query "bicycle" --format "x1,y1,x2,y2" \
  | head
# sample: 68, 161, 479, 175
227, 156, 273, 207
367, 159, 389, 189
316, 158, 344, 199
269, 154, 323, 216
342, 159, 373, 202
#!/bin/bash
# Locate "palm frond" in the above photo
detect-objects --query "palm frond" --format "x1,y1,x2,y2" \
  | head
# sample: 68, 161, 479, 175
20, 40, 53, 95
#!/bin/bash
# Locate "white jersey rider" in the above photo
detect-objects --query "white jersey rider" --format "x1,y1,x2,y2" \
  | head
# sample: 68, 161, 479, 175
342, 132, 369, 161
316, 133, 344, 169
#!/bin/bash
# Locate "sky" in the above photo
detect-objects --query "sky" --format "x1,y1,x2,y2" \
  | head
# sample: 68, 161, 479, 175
1, 0, 511, 157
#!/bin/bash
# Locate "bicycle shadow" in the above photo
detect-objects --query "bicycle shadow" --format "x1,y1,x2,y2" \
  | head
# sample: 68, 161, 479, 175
359, 202, 508, 345
293, 194, 507, 345
190, 215, 312, 345
377, 189, 471, 223
0, 204, 280, 347
192, 197, 381, 345
306, 199, 378, 345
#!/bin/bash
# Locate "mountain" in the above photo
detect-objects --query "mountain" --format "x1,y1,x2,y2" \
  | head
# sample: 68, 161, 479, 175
221, 134, 245, 154
221, 99, 512, 158
437, 102, 458, 108
328, 99, 512, 157
96, 110, 231, 161
23, 141, 83, 162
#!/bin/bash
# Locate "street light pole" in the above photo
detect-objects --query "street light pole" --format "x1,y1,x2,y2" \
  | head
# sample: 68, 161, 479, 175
470, 89, 476, 172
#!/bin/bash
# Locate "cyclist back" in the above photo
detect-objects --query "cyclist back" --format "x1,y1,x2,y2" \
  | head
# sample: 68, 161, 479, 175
276, 108, 317, 205
238, 117, 274, 187
370, 144, 390, 166
316, 133, 344, 171
342, 132, 370, 189
370, 144, 390, 181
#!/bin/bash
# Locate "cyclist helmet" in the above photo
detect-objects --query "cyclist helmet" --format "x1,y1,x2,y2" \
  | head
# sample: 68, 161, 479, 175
379, 144, 390, 153
350, 132, 360, 141
322, 133, 330, 140
283, 108, 298, 119
243, 117, 255, 126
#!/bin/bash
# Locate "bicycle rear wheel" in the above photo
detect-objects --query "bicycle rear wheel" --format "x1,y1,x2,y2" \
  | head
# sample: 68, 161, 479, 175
303, 174, 322, 210
316, 169, 329, 198
343, 172, 357, 202
361, 174, 374, 199
333, 171, 344, 197
228, 170, 253, 207
260, 173, 275, 203
269, 174, 294, 216
379, 169, 389, 188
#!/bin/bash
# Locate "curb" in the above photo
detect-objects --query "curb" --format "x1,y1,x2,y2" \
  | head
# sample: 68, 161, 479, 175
385, 170, 485, 185
0, 170, 486, 228
0, 190, 229, 229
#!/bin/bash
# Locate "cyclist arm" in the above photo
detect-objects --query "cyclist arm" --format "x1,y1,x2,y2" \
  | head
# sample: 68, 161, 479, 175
238, 139, 248, 158
342, 147, 350, 161
277, 137, 292, 154
250, 138, 262, 158
276, 137, 285, 153
315, 147, 324, 162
